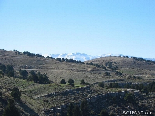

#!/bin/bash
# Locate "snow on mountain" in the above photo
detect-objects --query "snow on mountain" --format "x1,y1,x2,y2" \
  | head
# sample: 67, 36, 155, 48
144, 58, 155, 61
50, 53, 155, 62
50, 53, 123, 62
51, 53, 99, 62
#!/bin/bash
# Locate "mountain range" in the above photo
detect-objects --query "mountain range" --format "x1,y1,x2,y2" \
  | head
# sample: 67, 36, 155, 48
50, 53, 155, 62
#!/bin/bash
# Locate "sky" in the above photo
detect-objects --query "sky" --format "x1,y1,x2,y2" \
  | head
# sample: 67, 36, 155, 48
0, 0, 155, 58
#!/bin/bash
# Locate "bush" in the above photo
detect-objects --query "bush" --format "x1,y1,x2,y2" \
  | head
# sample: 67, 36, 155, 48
19, 69, 28, 79
80, 79, 85, 84
60, 79, 66, 84
3, 99, 20, 116
99, 109, 109, 116
68, 79, 74, 85
124, 93, 135, 103
11, 87, 21, 100
98, 82, 104, 88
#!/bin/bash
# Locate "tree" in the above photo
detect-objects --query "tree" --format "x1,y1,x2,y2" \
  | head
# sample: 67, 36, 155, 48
0, 63, 6, 73
99, 109, 109, 116
29, 71, 38, 83
3, 99, 20, 116
80, 79, 85, 85
98, 82, 104, 88
67, 103, 74, 116
73, 105, 81, 116
38, 73, 50, 84
124, 93, 135, 103
60, 79, 66, 84
80, 100, 89, 116
28, 71, 50, 84
11, 87, 21, 100
56, 58, 61, 62
68, 79, 74, 86
19, 69, 28, 79
6, 65, 14, 77
61, 58, 65, 62
0, 70, 4, 77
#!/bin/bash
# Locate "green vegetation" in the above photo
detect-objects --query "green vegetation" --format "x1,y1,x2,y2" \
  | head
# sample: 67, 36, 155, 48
132, 57, 155, 64
23, 51, 44, 57
80, 79, 85, 85
80, 100, 89, 116
11, 87, 21, 100
60, 79, 66, 84
68, 79, 74, 86
19, 69, 28, 79
3, 99, 20, 116
1, 49, 155, 115
98, 82, 104, 88
124, 93, 135, 103
27, 71, 50, 84
109, 83, 120, 88
67, 100, 89, 116
99, 109, 109, 116
0, 63, 14, 77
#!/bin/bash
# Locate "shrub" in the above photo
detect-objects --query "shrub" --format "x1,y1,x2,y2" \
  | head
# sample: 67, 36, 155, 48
60, 79, 66, 84
98, 82, 104, 88
80, 79, 85, 84
11, 87, 21, 100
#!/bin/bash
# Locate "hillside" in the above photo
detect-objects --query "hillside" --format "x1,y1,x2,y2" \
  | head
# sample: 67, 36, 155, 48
0, 49, 117, 84
0, 49, 155, 116
85, 56, 155, 78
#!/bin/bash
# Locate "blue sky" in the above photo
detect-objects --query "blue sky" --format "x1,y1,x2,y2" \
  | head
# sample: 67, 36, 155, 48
0, 0, 155, 58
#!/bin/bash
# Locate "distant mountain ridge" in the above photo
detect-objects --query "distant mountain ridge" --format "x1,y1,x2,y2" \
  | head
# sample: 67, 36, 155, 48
50, 53, 155, 62
51, 53, 99, 62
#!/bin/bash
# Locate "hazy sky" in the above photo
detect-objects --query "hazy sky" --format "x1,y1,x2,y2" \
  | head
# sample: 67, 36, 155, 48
0, 0, 155, 58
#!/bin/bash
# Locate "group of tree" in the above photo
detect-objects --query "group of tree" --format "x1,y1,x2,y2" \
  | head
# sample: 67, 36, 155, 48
108, 83, 120, 88
107, 81, 155, 95
0, 63, 14, 77
56, 58, 84, 64
19, 70, 50, 84
60, 78, 74, 86
1, 87, 21, 116
27, 71, 50, 84
23, 51, 44, 58
124, 82, 155, 94
132, 57, 155, 64
60, 79, 89, 86
67, 100, 89, 116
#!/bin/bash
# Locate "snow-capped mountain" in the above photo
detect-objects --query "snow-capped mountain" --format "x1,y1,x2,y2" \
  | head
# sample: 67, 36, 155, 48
50, 53, 124, 62
49, 53, 155, 62
51, 53, 99, 62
